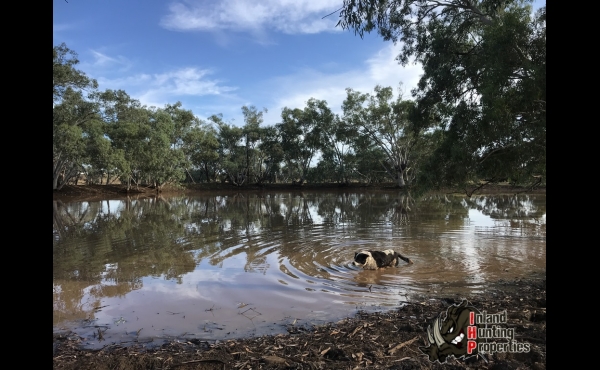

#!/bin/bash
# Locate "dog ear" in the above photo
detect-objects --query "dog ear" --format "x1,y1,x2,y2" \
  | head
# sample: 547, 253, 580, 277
354, 252, 358, 257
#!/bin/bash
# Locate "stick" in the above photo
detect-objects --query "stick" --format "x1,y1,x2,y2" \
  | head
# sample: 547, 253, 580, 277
392, 357, 412, 362
388, 337, 419, 355
179, 359, 225, 365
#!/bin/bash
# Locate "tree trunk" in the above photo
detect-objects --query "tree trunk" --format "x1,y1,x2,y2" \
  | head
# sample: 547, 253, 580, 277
204, 164, 210, 183
185, 168, 196, 183
396, 171, 406, 187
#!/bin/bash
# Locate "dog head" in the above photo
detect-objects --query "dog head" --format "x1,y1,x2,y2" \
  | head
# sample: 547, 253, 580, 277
353, 251, 378, 270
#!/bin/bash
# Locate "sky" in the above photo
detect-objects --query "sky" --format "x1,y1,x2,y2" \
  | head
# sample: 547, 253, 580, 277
53, 0, 544, 128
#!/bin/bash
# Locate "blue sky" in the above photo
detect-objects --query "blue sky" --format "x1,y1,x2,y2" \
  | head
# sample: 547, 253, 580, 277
53, 0, 544, 127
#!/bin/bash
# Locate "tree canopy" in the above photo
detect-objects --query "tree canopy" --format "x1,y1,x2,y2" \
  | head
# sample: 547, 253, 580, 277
53, 29, 545, 195
337, 0, 546, 189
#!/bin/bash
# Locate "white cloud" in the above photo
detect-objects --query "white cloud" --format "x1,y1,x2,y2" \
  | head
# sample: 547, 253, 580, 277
260, 43, 423, 126
97, 67, 238, 108
53, 23, 73, 33
53, 23, 79, 44
160, 0, 342, 35
89, 50, 132, 70
85, 43, 422, 128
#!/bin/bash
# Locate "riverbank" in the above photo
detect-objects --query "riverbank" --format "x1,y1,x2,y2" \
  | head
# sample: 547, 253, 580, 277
53, 182, 546, 202
53, 272, 546, 369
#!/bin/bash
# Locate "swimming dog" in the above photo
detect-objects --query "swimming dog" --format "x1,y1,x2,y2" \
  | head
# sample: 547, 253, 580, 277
353, 249, 413, 270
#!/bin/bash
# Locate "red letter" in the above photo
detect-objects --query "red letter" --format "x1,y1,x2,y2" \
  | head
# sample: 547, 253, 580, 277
467, 326, 477, 339
470, 311, 474, 325
467, 340, 477, 354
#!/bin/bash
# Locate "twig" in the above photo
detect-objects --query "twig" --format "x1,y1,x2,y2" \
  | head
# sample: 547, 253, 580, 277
322, 6, 343, 19
464, 181, 490, 197
515, 176, 542, 194
177, 359, 226, 366
240, 307, 261, 315
388, 337, 419, 355
349, 325, 362, 337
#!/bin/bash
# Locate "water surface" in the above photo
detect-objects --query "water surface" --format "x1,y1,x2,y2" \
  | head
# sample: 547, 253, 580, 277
53, 191, 546, 348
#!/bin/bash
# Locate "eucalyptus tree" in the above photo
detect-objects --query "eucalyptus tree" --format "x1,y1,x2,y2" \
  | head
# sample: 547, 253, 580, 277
277, 99, 325, 185
211, 114, 247, 185
145, 102, 200, 189
350, 138, 389, 184
141, 107, 187, 190
342, 85, 419, 187
306, 99, 354, 184
53, 43, 99, 190
100, 90, 150, 190
241, 105, 268, 183
256, 125, 285, 184
53, 43, 98, 104
182, 123, 220, 182
337, 0, 546, 190
277, 108, 304, 183
82, 118, 127, 185
163, 102, 200, 150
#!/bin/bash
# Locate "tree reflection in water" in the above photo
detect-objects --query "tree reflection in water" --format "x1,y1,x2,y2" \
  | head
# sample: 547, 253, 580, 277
53, 191, 546, 338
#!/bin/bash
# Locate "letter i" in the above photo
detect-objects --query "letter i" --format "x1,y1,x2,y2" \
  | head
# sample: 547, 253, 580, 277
470, 311, 474, 325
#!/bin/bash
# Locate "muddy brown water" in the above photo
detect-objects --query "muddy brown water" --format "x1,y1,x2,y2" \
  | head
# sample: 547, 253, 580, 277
53, 191, 546, 349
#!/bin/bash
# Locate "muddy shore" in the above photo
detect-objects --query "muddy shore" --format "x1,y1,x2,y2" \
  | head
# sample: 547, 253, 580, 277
53, 273, 546, 369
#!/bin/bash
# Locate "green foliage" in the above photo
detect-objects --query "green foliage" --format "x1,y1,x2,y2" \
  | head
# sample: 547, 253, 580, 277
53, 43, 98, 103
53, 44, 100, 190
101, 91, 151, 188
183, 124, 220, 182
277, 99, 327, 184
142, 108, 187, 188
212, 114, 247, 185
342, 85, 423, 187
53, 28, 545, 192
338, 1, 546, 189
256, 125, 285, 184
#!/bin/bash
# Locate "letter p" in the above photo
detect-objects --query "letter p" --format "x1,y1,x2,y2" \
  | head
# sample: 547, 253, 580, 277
467, 340, 477, 354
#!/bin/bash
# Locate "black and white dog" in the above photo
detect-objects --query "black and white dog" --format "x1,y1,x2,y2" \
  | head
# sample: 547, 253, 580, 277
353, 249, 413, 270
